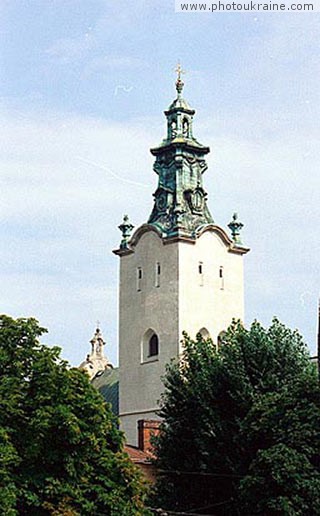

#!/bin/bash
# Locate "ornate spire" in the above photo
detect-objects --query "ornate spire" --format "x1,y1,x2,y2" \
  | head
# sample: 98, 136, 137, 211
90, 327, 105, 357
228, 213, 244, 245
147, 70, 214, 239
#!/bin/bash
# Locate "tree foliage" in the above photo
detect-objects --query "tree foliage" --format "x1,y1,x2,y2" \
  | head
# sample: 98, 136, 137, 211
153, 318, 320, 515
0, 315, 150, 515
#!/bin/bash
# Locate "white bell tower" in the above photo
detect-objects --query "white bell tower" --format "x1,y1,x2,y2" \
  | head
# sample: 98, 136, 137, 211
114, 72, 249, 445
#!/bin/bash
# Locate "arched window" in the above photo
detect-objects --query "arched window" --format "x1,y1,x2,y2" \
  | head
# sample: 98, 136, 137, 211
149, 334, 159, 357
217, 330, 227, 348
141, 329, 159, 362
170, 120, 177, 139
183, 118, 189, 137
198, 327, 211, 340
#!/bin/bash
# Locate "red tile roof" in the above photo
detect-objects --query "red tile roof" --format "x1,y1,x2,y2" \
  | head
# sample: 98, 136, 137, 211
124, 444, 154, 464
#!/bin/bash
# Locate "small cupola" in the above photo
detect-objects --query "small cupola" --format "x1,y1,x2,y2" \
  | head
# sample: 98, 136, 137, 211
79, 325, 113, 380
165, 63, 195, 142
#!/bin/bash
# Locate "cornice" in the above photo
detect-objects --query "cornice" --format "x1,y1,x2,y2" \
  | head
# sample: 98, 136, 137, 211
196, 224, 250, 254
113, 222, 249, 255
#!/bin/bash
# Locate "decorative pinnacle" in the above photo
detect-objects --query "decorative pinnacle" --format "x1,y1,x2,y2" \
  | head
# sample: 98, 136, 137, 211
118, 214, 134, 249
90, 326, 106, 356
228, 213, 244, 245
175, 62, 185, 96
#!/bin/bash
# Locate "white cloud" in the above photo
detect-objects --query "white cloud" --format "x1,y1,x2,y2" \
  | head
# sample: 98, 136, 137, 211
85, 55, 146, 75
0, 111, 156, 220
45, 34, 95, 64
0, 108, 159, 365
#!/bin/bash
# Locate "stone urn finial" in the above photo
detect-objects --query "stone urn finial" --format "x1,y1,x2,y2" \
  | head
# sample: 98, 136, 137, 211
119, 214, 134, 249
228, 212, 244, 245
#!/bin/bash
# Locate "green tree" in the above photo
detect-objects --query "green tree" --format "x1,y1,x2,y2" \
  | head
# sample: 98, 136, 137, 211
153, 319, 320, 515
0, 315, 150, 515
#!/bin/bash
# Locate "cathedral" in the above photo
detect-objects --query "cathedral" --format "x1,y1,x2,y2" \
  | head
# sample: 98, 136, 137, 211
80, 68, 249, 447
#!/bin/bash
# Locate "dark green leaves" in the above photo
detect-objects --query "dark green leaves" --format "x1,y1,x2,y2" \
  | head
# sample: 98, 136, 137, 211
0, 315, 150, 515
153, 318, 320, 515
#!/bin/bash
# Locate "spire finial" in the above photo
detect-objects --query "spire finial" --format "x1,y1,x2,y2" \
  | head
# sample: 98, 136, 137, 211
175, 62, 185, 96
228, 212, 244, 245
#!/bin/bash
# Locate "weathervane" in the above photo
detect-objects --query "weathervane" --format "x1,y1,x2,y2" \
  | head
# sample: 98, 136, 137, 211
175, 62, 185, 95
175, 62, 185, 81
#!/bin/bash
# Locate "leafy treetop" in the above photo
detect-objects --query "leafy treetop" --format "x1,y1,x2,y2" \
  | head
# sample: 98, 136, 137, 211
0, 315, 150, 516
153, 318, 320, 515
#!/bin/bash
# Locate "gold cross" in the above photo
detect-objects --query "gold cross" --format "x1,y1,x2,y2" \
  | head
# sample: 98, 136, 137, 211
175, 62, 185, 81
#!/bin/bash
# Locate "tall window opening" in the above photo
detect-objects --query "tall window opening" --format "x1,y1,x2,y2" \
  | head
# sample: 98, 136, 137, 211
183, 118, 189, 137
137, 267, 142, 291
141, 329, 160, 363
219, 266, 224, 290
155, 262, 161, 287
217, 331, 227, 349
170, 120, 177, 139
149, 334, 159, 357
199, 261, 204, 286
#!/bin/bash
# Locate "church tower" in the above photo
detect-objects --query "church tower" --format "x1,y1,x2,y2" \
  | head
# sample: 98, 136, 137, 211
114, 69, 249, 445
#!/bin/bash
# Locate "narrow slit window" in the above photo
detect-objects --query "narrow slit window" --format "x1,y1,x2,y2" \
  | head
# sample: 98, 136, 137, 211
155, 262, 161, 287
219, 266, 224, 290
199, 262, 204, 286
137, 267, 142, 291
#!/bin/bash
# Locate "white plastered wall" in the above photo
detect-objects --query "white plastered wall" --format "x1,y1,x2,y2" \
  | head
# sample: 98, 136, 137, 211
118, 231, 179, 445
118, 228, 245, 445
178, 231, 244, 349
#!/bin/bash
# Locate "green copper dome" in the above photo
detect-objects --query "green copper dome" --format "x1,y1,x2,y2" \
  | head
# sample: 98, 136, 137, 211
167, 95, 193, 112
147, 76, 214, 239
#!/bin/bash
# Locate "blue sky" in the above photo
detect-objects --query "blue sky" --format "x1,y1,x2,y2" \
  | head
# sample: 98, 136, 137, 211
1, 1, 319, 366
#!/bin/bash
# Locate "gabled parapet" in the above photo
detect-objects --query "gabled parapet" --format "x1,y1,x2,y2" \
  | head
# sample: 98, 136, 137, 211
113, 221, 249, 256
